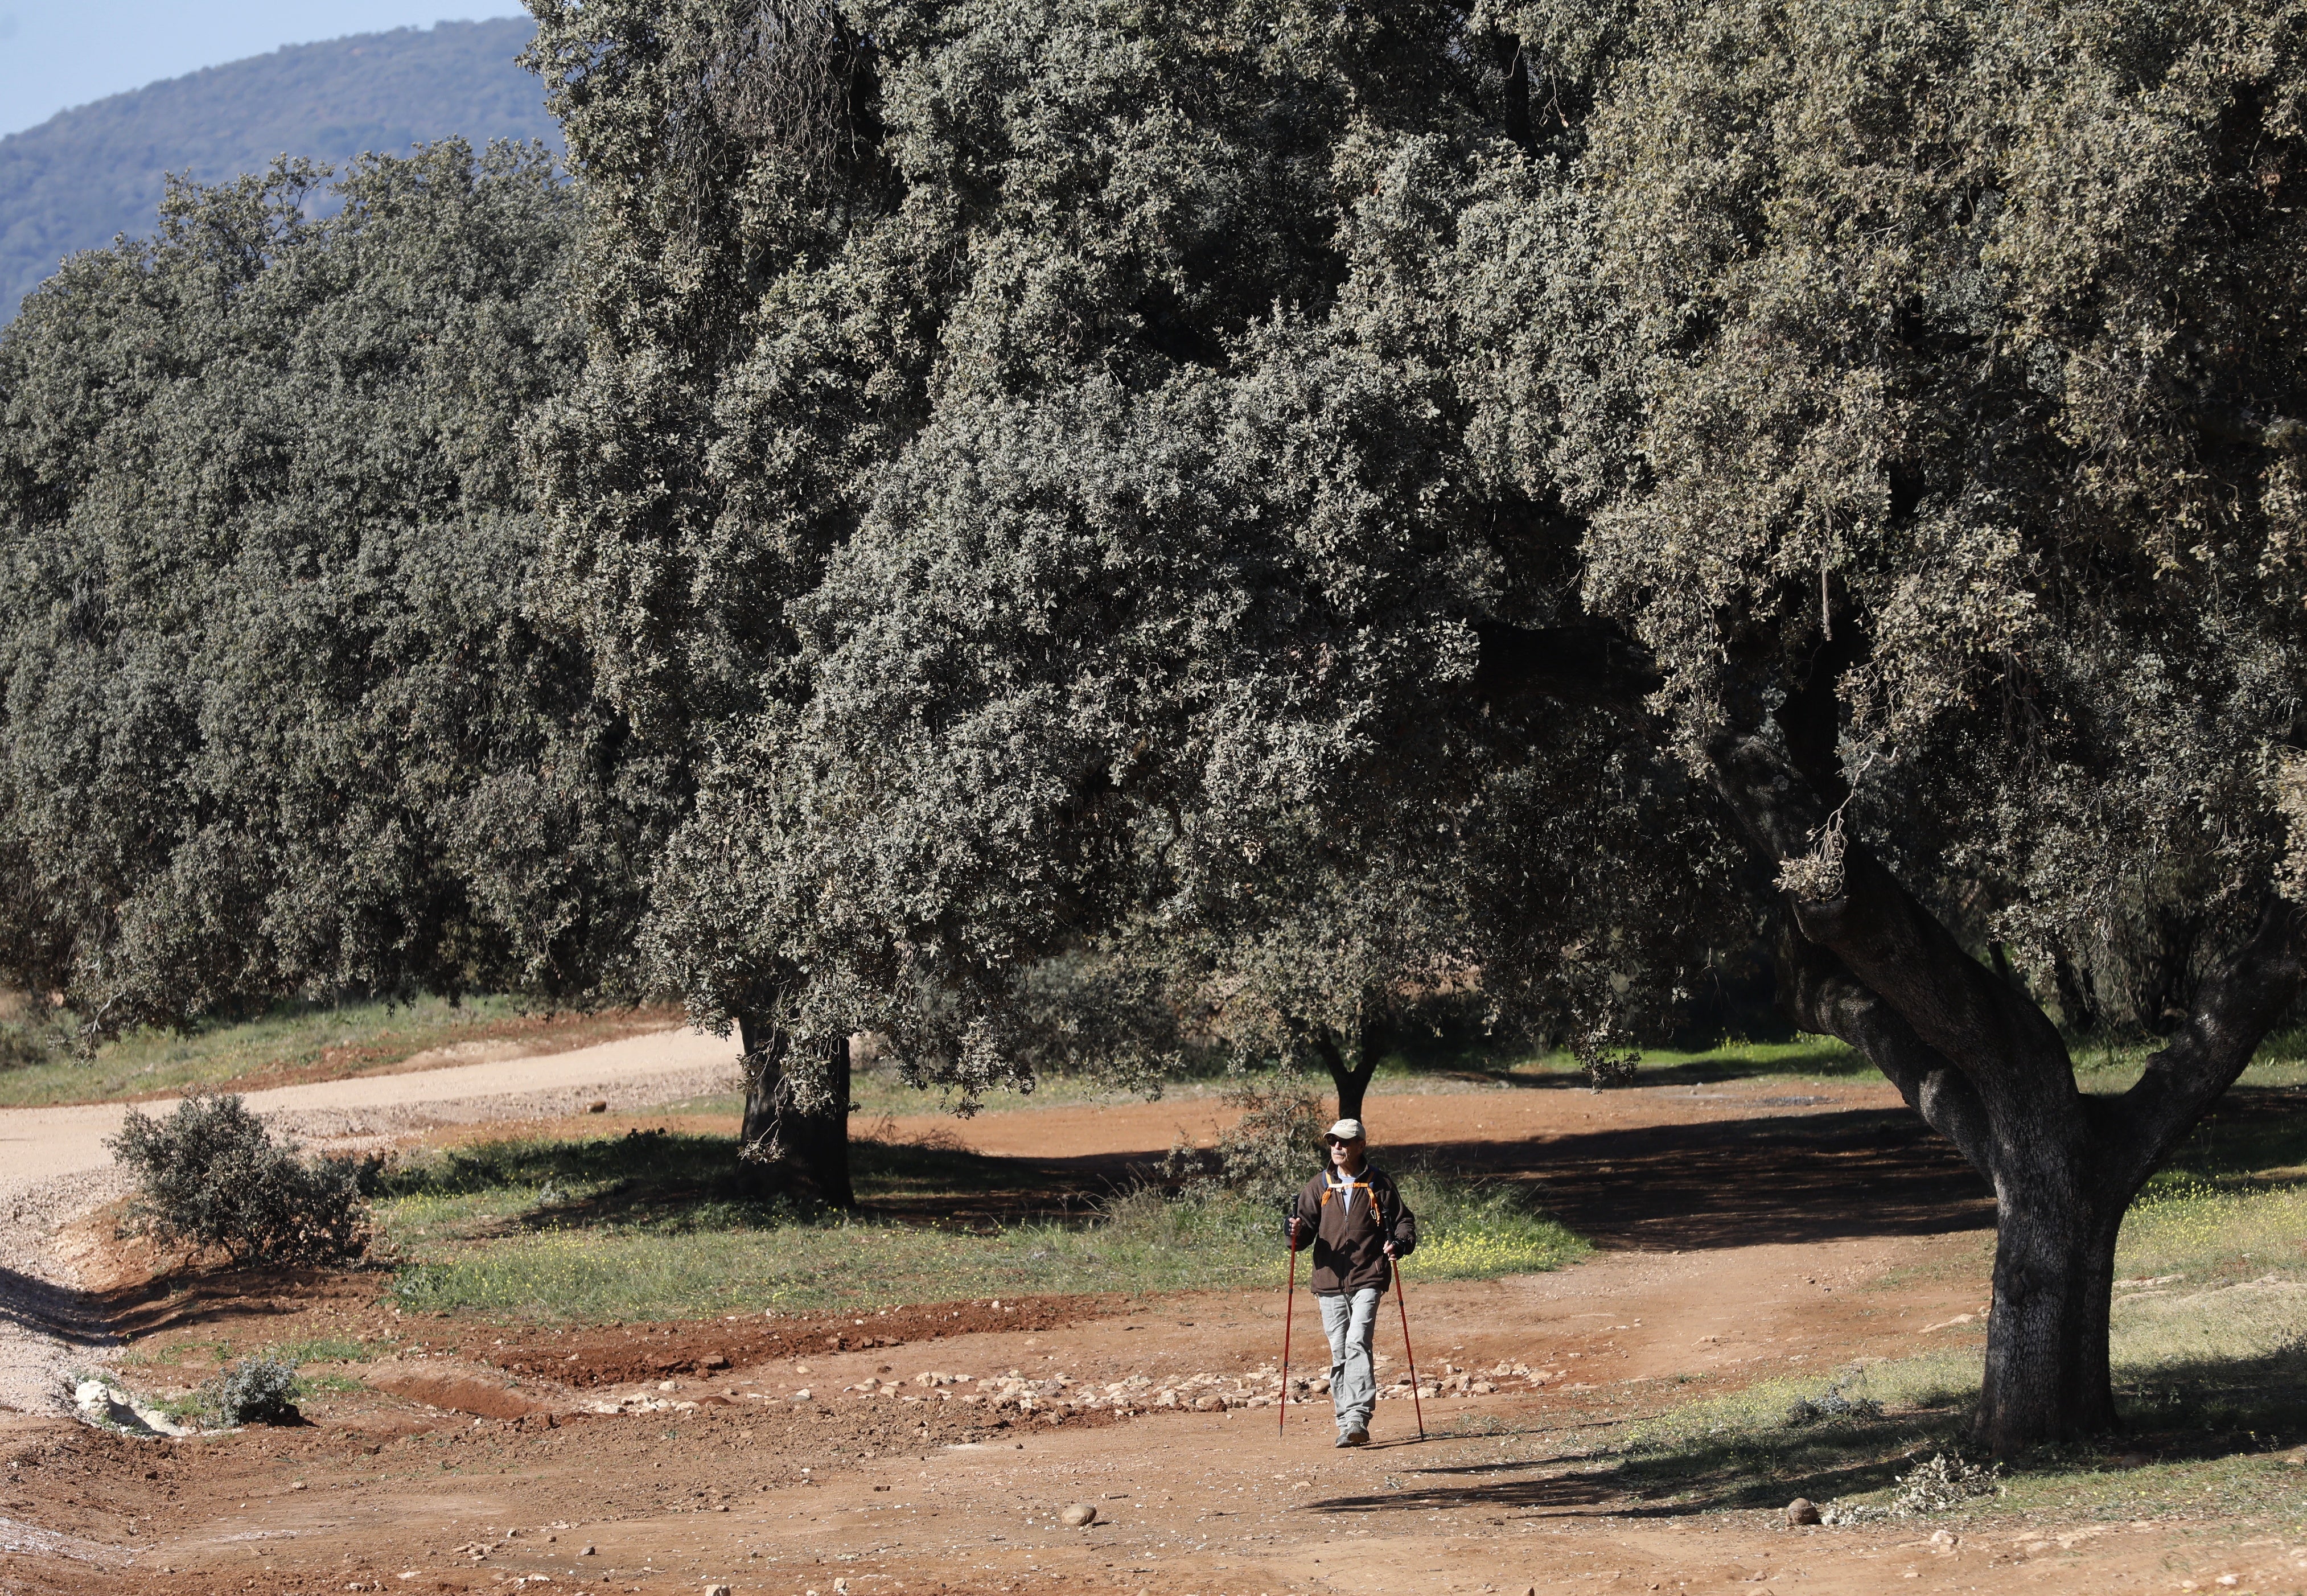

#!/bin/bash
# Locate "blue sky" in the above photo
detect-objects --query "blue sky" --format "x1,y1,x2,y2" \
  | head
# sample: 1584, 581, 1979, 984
0, 2, 528, 139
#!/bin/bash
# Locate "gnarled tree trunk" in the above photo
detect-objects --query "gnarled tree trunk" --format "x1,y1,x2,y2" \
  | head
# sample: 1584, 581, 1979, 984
1710, 734, 2301, 1453
1977, 1158, 2124, 1453
1312, 1029, 1381, 1124
736, 1013, 856, 1207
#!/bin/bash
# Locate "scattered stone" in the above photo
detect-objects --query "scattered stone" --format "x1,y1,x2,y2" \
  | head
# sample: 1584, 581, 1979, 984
705, 1585, 734, 1596
1786, 1498, 1821, 1526
580, 1544, 597, 1556
587, 1100, 608, 1113
1060, 1503, 1098, 1527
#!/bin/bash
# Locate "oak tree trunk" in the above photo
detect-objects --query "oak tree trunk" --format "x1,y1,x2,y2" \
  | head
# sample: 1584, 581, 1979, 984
736, 1012, 855, 1207
1976, 1163, 2124, 1452
1313, 1030, 1379, 1123
1709, 733, 2300, 1454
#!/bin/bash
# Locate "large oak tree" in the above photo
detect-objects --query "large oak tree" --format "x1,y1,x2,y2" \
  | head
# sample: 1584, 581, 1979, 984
754, 0, 2306, 1454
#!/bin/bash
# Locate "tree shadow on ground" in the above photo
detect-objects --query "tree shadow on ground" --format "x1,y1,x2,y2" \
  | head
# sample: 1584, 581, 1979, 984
1392, 1105, 1996, 1251
0, 1261, 115, 1347
1298, 1343, 2307, 1523
91, 1261, 377, 1343
377, 1103, 2000, 1249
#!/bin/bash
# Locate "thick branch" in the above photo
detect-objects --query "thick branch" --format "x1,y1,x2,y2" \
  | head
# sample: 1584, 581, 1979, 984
1313, 1031, 1379, 1121
1709, 734, 2075, 1124
1770, 911, 1996, 1179
2106, 899, 2303, 1187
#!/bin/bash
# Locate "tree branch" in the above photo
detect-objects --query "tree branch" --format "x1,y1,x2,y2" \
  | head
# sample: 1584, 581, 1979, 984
2107, 898, 2303, 1187
1769, 910, 1996, 1179
1709, 733, 2076, 1125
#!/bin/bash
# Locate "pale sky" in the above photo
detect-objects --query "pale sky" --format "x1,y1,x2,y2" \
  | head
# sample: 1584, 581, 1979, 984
0, 2, 529, 139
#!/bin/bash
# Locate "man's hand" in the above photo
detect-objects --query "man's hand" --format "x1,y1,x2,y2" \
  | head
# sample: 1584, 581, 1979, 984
1382, 1240, 1396, 1258
1287, 1216, 1300, 1244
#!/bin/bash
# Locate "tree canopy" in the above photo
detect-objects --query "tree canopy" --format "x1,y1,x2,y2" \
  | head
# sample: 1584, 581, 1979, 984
532, 0, 2305, 1449
0, 140, 649, 1036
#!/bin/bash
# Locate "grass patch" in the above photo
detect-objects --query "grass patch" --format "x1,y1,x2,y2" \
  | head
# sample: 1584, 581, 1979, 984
372, 1130, 1587, 1323
1574, 1167, 2307, 1524
0, 995, 675, 1109
262, 1336, 385, 1365
661, 1035, 1886, 1128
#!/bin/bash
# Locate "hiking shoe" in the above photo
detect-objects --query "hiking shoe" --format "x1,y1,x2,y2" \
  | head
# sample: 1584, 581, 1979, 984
1335, 1430, 1368, 1448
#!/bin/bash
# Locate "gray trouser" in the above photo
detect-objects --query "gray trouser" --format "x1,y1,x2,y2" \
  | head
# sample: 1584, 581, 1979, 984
1318, 1286, 1383, 1435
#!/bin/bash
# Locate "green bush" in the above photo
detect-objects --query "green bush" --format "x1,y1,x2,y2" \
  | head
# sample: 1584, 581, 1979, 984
108, 1094, 374, 1264
1158, 1075, 1326, 1207
201, 1356, 302, 1426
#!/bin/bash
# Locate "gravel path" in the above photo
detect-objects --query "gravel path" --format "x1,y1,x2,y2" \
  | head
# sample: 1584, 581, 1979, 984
0, 1025, 738, 1415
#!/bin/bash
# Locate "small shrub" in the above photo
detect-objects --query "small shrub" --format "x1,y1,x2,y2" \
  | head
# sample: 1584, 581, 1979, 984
1159, 1075, 1325, 1207
0, 1019, 54, 1071
201, 1356, 302, 1426
108, 1093, 375, 1264
1783, 1381, 1884, 1426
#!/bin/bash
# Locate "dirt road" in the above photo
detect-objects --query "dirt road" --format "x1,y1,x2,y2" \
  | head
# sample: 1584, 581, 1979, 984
0, 1069, 2296, 1596
0, 1026, 737, 1418
0, 1026, 734, 1204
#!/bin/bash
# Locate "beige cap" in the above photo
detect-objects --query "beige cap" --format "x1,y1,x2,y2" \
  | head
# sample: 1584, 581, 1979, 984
1324, 1118, 1367, 1142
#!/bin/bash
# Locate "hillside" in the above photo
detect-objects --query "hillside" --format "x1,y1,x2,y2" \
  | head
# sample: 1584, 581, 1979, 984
0, 17, 558, 318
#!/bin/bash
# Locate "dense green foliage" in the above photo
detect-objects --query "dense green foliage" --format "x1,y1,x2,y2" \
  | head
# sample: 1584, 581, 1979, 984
110, 1093, 372, 1264
0, 19, 559, 320
0, 141, 649, 1033
525, 0, 2305, 1445
524, 0, 1739, 1122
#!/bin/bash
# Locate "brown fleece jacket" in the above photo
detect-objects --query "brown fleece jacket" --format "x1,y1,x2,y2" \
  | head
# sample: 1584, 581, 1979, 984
1285, 1163, 1418, 1294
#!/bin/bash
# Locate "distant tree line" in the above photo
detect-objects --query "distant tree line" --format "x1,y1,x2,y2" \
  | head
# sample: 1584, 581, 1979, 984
3, 0, 2304, 1454
0, 18, 560, 320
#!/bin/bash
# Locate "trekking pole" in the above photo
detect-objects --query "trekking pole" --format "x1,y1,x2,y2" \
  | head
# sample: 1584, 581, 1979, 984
1392, 1254, 1426, 1442
1279, 1219, 1298, 1434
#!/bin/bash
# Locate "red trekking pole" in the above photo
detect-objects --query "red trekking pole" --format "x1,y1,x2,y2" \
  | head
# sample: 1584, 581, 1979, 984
1278, 1217, 1298, 1434
1391, 1249, 1426, 1442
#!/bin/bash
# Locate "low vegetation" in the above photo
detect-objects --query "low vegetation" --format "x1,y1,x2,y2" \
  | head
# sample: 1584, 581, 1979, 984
200, 1355, 303, 1427
373, 1126, 1586, 1323
110, 1094, 375, 1264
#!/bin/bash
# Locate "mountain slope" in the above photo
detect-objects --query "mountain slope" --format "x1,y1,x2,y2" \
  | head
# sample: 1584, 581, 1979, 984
0, 17, 558, 318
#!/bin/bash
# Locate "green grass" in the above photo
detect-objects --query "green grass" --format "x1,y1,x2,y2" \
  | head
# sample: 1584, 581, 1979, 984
2072, 1026, 2307, 1093
0, 994, 561, 1109
372, 1129, 1588, 1323
656, 1035, 1884, 1126
1553, 1167, 2307, 1526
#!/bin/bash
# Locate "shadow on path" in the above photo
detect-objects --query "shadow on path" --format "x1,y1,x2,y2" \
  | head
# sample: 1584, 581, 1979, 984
859, 1103, 1998, 1252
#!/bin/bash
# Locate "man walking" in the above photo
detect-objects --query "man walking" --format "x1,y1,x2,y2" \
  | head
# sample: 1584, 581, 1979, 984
1285, 1118, 1418, 1446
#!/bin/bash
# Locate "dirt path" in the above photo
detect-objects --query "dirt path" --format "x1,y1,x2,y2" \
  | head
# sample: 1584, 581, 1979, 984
0, 1026, 737, 1418
0, 1025, 734, 1203
7, 1233, 2280, 1596
0, 1073, 2293, 1596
